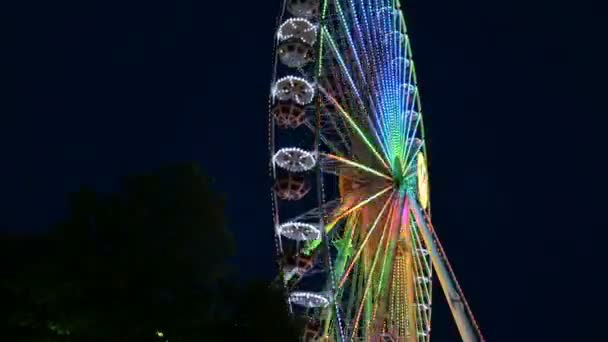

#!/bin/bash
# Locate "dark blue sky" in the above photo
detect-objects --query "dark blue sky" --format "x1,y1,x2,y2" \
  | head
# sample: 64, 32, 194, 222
5, 0, 605, 340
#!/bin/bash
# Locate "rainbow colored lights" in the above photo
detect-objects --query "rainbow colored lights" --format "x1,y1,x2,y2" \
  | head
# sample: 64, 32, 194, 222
267, 0, 485, 341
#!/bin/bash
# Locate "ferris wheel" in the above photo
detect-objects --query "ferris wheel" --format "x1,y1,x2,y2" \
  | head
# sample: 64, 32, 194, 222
268, 1, 484, 341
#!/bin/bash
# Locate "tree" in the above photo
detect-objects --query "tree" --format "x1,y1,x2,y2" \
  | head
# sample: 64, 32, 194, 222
225, 279, 306, 341
2, 163, 303, 341
3, 163, 233, 340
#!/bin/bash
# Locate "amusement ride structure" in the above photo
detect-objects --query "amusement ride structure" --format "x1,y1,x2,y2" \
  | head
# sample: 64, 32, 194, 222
268, 0, 484, 341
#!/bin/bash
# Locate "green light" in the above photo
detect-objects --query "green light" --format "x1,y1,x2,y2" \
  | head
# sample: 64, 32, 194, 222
322, 153, 392, 181
319, 87, 390, 172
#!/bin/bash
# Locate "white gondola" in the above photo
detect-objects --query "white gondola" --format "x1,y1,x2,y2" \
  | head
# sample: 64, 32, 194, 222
273, 147, 317, 172
289, 292, 329, 308
278, 222, 320, 241
277, 18, 317, 45
272, 76, 315, 105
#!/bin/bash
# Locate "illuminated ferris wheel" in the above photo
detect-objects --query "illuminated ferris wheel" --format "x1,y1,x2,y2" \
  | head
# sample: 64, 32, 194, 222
268, 1, 484, 341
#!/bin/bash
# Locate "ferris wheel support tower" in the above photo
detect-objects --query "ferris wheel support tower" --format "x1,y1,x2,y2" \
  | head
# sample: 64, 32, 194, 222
409, 194, 482, 342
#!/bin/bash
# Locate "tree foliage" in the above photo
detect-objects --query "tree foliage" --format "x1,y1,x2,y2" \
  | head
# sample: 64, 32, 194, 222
1, 163, 301, 341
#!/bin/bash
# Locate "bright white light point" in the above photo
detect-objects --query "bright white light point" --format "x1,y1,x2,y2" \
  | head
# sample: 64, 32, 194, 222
403, 83, 417, 94
156, 331, 164, 337
416, 248, 429, 256
417, 276, 430, 284
418, 303, 430, 310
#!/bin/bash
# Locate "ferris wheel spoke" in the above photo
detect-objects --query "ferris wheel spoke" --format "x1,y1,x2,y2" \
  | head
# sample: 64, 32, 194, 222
375, 195, 405, 298
297, 184, 391, 257
344, 252, 361, 330
323, 64, 352, 111
370, 226, 392, 336
304, 120, 346, 156
364, 196, 402, 337
350, 194, 394, 340
397, 32, 411, 161
319, 86, 391, 172
331, 0, 368, 86
377, 195, 411, 336
351, 2, 392, 136
370, 4, 396, 131
321, 26, 366, 109
338, 191, 395, 288
402, 137, 423, 178
367, 3, 409, 166
401, 133, 421, 176
323, 103, 353, 153
343, 2, 374, 94
332, 211, 359, 281
319, 35, 393, 166
321, 153, 392, 181
318, 76, 354, 153
286, 199, 341, 224
320, 26, 393, 162
326, 185, 393, 233
400, 77, 421, 167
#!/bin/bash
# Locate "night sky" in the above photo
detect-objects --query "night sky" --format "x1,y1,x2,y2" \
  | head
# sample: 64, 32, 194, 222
5, 0, 606, 340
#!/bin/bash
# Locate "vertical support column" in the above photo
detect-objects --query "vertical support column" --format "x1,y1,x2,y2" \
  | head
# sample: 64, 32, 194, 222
407, 193, 478, 342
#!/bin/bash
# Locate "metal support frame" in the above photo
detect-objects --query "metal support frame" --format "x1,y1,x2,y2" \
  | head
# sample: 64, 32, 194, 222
407, 193, 479, 342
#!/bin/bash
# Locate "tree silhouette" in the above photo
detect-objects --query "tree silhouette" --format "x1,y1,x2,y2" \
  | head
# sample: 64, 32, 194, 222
225, 280, 306, 341
1, 163, 301, 341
